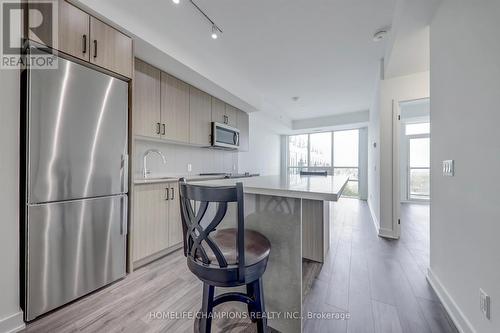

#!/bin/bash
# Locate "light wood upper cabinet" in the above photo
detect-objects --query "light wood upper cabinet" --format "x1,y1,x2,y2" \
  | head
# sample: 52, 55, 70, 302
133, 59, 161, 138
225, 104, 238, 127
27, 1, 132, 78
58, 1, 90, 61
161, 73, 190, 143
237, 110, 250, 151
211, 97, 226, 124
189, 87, 212, 146
90, 17, 132, 78
26, 1, 90, 61
132, 183, 169, 262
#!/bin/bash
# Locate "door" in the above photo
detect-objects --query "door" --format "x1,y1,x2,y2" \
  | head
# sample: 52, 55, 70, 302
58, 1, 90, 61
26, 195, 127, 321
28, 55, 128, 203
133, 59, 161, 138
90, 17, 132, 78
167, 183, 183, 246
132, 184, 169, 262
161, 73, 190, 142
225, 104, 238, 127
189, 87, 211, 145
211, 97, 225, 124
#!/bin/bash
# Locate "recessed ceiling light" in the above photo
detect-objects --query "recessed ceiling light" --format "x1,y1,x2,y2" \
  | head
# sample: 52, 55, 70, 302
172, 0, 180, 4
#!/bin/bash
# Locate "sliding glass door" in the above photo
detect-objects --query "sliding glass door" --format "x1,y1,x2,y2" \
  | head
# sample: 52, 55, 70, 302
404, 122, 430, 201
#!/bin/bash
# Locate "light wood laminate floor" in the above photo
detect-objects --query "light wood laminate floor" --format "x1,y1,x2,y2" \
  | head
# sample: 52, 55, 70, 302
23, 199, 456, 333
303, 200, 457, 333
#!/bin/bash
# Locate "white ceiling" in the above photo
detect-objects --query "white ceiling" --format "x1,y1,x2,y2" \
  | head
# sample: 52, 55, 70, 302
77, 0, 396, 122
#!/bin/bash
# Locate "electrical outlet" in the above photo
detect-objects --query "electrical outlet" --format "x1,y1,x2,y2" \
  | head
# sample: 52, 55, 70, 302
233, 163, 237, 171
480, 289, 491, 319
187, 163, 192, 173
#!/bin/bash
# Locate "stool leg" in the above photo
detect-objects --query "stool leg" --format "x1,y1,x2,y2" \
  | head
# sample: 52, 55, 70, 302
254, 278, 267, 333
200, 283, 215, 333
246, 281, 257, 323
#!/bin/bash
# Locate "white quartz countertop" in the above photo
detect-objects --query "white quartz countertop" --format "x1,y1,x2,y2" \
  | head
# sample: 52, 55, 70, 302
189, 175, 349, 201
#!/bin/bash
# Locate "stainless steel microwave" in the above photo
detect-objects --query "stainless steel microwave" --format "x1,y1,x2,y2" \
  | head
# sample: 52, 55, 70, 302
211, 122, 240, 149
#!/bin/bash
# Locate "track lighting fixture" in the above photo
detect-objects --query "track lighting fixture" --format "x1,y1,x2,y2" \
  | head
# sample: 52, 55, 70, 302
172, 0, 223, 40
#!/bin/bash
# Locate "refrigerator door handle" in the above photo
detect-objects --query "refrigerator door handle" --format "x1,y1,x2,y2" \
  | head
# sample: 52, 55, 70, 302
121, 196, 128, 235
122, 154, 129, 193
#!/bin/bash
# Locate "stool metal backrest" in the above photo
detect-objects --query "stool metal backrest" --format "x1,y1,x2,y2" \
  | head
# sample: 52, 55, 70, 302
179, 179, 246, 283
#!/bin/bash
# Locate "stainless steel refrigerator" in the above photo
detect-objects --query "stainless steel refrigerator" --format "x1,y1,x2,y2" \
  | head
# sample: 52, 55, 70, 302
22, 48, 129, 321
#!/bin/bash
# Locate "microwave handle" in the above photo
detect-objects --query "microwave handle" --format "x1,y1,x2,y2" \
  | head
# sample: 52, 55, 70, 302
234, 132, 239, 146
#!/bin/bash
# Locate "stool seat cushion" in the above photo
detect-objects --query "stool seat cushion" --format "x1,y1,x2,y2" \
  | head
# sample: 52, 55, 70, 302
199, 228, 271, 267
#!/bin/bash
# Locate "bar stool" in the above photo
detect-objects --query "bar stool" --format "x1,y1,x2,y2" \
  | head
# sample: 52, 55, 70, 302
178, 179, 271, 333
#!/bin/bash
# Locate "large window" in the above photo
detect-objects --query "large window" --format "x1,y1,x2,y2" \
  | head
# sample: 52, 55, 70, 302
287, 129, 359, 197
406, 122, 430, 200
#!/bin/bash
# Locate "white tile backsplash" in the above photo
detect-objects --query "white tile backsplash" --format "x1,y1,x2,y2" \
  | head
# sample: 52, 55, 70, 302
134, 139, 238, 178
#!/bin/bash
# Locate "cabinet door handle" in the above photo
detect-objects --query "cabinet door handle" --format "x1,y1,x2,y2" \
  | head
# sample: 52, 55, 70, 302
93, 40, 98, 58
165, 187, 170, 200
156, 122, 161, 134
82, 34, 87, 54
170, 187, 175, 200
162, 123, 166, 135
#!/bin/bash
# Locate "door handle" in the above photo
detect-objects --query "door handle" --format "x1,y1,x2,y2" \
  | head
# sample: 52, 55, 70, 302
170, 187, 175, 200
121, 154, 129, 193
93, 40, 98, 58
165, 187, 170, 200
82, 34, 87, 54
156, 122, 161, 134
162, 123, 166, 135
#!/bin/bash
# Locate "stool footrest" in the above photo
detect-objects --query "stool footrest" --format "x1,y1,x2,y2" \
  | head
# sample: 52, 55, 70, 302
213, 292, 253, 307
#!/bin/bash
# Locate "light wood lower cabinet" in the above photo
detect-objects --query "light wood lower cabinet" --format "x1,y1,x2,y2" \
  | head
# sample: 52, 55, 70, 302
132, 182, 183, 266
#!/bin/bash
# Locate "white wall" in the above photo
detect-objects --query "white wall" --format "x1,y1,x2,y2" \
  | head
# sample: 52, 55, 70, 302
429, 1, 500, 332
0, 57, 25, 333
368, 71, 430, 236
238, 112, 281, 176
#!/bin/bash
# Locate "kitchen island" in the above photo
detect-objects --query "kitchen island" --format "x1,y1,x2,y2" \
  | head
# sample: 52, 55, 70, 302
189, 174, 349, 333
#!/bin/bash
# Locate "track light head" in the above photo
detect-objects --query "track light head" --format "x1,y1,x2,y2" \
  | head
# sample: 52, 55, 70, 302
211, 25, 218, 39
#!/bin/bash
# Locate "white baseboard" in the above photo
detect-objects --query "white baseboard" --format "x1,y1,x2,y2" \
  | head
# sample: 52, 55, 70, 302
0, 311, 25, 333
378, 227, 399, 239
427, 268, 476, 333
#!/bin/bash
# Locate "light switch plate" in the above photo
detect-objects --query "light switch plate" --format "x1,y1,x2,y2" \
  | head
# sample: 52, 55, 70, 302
443, 160, 454, 176
187, 163, 192, 172
480, 288, 491, 319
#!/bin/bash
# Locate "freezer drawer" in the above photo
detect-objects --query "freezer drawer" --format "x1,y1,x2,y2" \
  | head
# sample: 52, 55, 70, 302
25, 195, 127, 321
27, 55, 128, 204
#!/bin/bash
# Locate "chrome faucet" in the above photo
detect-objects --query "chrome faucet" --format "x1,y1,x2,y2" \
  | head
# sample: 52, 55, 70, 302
142, 149, 166, 178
